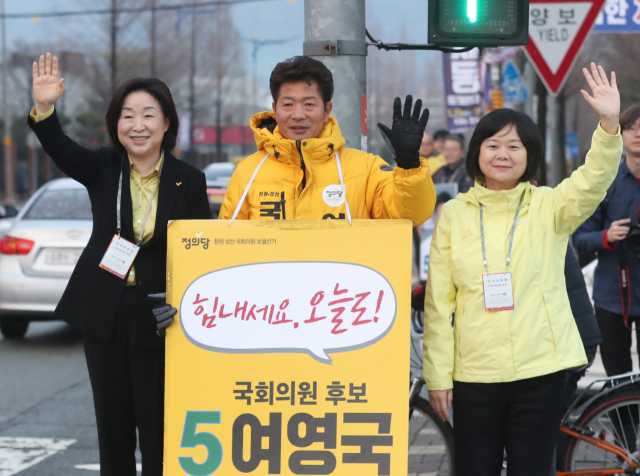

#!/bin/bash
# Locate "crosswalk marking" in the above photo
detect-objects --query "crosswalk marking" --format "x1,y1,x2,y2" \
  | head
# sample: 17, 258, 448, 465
75, 463, 142, 472
408, 444, 446, 455
0, 437, 76, 476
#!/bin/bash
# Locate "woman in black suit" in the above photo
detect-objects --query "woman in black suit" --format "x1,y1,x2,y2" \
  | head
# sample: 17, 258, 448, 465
29, 53, 210, 476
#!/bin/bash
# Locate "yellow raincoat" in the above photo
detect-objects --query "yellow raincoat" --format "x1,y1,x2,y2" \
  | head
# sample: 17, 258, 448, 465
423, 124, 622, 390
219, 112, 436, 224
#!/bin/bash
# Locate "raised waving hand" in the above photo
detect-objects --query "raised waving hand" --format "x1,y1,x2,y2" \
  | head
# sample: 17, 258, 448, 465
32, 53, 65, 115
581, 62, 619, 135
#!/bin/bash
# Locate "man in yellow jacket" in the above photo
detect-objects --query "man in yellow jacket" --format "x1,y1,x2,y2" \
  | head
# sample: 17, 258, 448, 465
219, 56, 436, 225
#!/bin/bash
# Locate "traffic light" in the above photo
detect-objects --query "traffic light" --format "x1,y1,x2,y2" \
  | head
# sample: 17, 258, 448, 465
428, 0, 529, 47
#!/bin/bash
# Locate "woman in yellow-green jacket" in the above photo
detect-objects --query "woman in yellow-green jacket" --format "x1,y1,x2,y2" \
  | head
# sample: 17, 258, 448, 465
423, 64, 622, 476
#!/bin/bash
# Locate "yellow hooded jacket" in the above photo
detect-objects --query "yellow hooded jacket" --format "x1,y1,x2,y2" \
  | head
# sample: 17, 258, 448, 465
423, 124, 623, 390
219, 112, 436, 224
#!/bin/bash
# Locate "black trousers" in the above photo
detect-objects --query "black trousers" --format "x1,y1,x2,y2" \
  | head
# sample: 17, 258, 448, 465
596, 306, 640, 377
83, 287, 165, 476
453, 371, 566, 476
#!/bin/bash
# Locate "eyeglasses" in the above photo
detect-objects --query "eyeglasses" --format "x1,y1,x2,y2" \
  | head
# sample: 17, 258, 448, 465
623, 124, 640, 132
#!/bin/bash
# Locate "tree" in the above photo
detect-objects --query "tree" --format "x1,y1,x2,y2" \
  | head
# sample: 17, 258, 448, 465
199, 5, 246, 160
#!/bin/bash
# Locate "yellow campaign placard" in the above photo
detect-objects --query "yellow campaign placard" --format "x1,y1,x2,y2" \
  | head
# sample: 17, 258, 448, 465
164, 219, 412, 476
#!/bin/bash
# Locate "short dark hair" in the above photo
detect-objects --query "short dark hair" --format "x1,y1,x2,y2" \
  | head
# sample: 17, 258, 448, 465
433, 129, 449, 141
620, 105, 640, 130
270, 56, 334, 105
105, 78, 179, 155
443, 134, 464, 150
466, 109, 542, 183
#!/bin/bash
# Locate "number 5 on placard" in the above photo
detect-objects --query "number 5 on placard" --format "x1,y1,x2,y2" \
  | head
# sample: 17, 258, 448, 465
179, 411, 223, 475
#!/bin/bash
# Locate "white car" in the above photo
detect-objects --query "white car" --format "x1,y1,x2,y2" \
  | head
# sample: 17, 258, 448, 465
0, 178, 91, 338
204, 162, 236, 218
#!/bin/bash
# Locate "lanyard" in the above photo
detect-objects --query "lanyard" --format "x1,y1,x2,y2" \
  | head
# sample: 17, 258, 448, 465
479, 193, 524, 273
228, 150, 352, 226
117, 154, 164, 245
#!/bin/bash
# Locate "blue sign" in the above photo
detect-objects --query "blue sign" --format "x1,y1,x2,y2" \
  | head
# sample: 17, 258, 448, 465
565, 132, 579, 158
501, 61, 528, 104
593, 0, 640, 32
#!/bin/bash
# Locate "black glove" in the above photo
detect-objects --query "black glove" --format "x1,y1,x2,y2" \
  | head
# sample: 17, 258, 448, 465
377, 95, 430, 170
148, 293, 177, 337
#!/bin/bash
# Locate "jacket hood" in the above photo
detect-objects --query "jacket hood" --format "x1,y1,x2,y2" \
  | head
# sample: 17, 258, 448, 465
250, 111, 347, 166
456, 180, 531, 207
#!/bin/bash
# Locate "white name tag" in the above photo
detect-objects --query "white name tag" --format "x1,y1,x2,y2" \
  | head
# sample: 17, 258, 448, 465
482, 272, 514, 312
99, 234, 140, 279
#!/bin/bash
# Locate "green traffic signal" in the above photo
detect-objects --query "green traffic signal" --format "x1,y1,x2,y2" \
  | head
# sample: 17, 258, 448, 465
428, 0, 529, 47
467, 0, 477, 23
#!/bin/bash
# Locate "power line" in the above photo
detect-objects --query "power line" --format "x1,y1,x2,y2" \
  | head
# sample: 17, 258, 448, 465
0, 0, 276, 20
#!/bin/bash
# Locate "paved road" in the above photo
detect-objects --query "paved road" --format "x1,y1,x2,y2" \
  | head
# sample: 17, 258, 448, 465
0, 321, 106, 475
2, 319, 627, 476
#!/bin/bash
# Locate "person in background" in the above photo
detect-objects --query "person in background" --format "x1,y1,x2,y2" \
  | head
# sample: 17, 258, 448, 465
572, 104, 640, 378
420, 132, 435, 158
433, 129, 448, 155
424, 64, 621, 476
548, 245, 602, 473
29, 53, 210, 476
15, 160, 30, 200
421, 132, 447, 176
431, 134, 474, 194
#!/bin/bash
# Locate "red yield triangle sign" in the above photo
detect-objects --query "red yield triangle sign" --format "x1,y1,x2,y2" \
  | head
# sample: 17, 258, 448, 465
523, 0, 605, 95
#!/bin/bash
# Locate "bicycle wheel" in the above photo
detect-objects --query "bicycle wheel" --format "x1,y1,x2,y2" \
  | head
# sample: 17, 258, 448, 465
562, 388, 640, 472
409, 395, 455, 476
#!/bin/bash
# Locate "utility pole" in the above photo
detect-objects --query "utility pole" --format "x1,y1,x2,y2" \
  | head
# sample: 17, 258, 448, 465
1, 0, 14, 205
251, 35, 258, 114
536, 76, 548, 186
150, 0, 156, 77
550, 91, 567, 186
215, 84, 222, 161
110, 0, 118, 95
304, 0, 367, 151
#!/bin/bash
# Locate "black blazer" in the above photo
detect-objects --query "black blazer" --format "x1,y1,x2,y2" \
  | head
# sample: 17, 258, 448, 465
28, 110, 211, 349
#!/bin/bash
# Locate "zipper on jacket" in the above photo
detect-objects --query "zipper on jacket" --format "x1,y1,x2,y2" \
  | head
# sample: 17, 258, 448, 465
296, 140, 307, 194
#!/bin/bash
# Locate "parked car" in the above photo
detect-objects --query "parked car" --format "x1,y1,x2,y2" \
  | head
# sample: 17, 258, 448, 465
0, 178, 91, 338
0, 204, 19, 240
204, 162, 235, 218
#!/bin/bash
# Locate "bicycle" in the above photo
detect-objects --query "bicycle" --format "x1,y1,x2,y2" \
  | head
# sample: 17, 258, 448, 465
408, 285, 455, 476
558, 370, 640, 475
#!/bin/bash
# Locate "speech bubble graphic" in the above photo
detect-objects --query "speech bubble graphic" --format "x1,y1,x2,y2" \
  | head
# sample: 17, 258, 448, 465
179, 261, 397, 364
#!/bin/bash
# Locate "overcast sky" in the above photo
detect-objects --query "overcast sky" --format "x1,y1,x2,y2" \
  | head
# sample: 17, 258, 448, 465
2, 0, 432, 86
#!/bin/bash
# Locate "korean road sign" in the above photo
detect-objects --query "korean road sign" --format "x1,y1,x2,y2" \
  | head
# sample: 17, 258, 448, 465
523, 0, 606, 95
164, 219, 412, 475
502, 61, 529, 103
